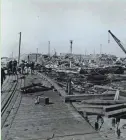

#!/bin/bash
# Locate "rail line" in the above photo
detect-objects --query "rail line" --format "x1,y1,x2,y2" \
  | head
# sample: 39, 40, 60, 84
1, 75, 18, 128
1, 75, 14, 94
2, 75, 10, 90
1, 75, 17, 103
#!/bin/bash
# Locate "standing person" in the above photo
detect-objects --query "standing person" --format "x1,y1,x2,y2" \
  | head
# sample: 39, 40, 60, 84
24, 62, 27, 74
31, 62, 34, 74
21, 60, 25, 74
26, 62, 29, 74
8, 60, 13, 74
13, 60, 17, 74
7, 62, 10, 75
12, 61, 14, 74
1, 68, 6, 87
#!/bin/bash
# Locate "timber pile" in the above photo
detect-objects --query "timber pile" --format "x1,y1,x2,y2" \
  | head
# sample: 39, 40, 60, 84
21, 83, 53, 93
37, 66, 126, 120
72, 102, 126, 118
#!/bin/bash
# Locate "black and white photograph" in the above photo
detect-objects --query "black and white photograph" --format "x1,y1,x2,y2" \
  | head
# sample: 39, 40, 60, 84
1, 0, 126, 139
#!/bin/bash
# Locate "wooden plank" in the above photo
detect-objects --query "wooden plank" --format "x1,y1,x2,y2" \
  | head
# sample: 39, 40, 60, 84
94, 85, 126, 94
105, 108, 126, 118
72, 103, 105, 109
65, 93, 115, 102
81, 100, 126, 105
73, 103, 126, 117
73, 105, 104, 115
78, 108, 104, 115
72, 103, 104, 115
94, 85, 115, 91
103, 104, 126, 112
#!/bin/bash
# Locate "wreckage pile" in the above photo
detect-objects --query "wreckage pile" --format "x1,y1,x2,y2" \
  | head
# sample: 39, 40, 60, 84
24, 53, 126, 138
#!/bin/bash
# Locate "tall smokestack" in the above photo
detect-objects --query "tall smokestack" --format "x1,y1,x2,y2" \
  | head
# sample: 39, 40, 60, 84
70, 40, 73, 54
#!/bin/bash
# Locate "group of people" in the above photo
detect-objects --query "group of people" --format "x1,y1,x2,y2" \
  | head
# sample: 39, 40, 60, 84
18, 60, 35, 74
7, 60, 18, 75
7, 60, 35, 75
1, 60, 36, 87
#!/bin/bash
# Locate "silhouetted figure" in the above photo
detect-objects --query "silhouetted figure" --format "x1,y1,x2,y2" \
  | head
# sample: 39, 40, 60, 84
25, 62, 29, 74
112, 118, 116, 127
8, 61, 13, 74
95, 122, 99, 131
21, 61, 25, 74
31, 62, 34, 74
1, 68, 6, 87
97, 115, 102, 122
116, 118, 120, 124
117, 128, 121, 138
17, 67, 21, 74
12, 60, 17, 74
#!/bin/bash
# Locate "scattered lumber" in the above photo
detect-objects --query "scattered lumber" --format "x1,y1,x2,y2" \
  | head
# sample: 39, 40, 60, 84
72, 102, 126, 117
21, 83, 42, 90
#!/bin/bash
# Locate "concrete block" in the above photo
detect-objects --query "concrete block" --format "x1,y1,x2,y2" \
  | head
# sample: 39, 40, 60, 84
38, 96, 49, 105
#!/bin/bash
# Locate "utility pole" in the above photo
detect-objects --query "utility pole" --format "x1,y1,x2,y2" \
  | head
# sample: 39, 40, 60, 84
48, 41, 50, 56
36, 48, 38, 62
28, 55, 29, 63
18, 32, 21, 64
69, 40, 73, 68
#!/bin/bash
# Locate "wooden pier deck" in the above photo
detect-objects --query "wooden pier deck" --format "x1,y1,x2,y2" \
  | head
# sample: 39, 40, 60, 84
2, 74, 105, 140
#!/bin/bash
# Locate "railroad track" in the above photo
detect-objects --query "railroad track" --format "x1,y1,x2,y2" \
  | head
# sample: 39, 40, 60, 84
1, 75, 14, 94
2, 75, 10, 91
1, 75, 17, 102
1, 75, 18, 128
1, 75, 17, 95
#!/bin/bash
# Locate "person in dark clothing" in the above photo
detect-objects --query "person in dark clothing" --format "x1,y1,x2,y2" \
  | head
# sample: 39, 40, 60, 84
1, 68, 6, 87
13, 60, 17, 67
9, 61, 13, 73
26, 62, 29, 74
13, 60, 18, 74
21, 62, 25, 74
31, 62, 34, 74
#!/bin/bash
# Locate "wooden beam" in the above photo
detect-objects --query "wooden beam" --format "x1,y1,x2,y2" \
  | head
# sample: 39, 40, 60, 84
78, 108, 104, 115
94, 85, 126, 95
94, 85, 115, 91
81, 100, 126, 105
72, 103, 105, 109
103, 104, 126, 112
65, 93, 115, 102
105, 108, 126, 118
73, 103, 126, 117
72, 102, 104, 115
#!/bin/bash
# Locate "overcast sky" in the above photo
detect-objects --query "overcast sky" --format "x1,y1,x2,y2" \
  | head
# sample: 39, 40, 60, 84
1, 0, 126, 58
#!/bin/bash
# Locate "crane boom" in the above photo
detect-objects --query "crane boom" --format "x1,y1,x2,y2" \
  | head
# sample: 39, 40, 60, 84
108, 30, 126, 54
